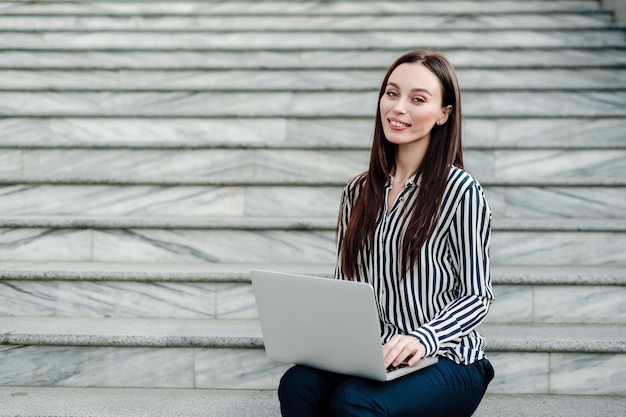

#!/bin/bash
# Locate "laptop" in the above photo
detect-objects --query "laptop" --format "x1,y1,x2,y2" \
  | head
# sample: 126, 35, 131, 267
251, 269, 438, 381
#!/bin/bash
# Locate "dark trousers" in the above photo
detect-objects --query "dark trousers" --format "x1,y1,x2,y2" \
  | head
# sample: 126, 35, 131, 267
278, 358, 494, 417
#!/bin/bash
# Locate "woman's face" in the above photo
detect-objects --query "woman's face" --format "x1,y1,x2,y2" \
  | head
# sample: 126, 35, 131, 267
379, 62, 451, 150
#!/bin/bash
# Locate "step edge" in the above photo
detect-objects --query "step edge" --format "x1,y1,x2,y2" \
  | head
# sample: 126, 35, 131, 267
0, 263, 623, 285
0, 216, 624, 232
1, 319, 624, 353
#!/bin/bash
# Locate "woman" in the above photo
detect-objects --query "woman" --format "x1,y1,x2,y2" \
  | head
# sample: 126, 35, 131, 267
279, 49, 495, 417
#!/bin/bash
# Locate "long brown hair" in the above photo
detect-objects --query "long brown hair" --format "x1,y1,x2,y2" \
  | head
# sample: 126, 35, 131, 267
340, 49, 463, 279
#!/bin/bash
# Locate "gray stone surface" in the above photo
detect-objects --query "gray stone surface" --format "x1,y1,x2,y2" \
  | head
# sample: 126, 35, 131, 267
1, 317, 624, 353
0, 184, 625, 219
0, 317, 264, 347
2, 49, 626, 70
1, 262, 623, 285
0, 387, 624, 417
1, 91, 625, 117
0, 216, 624, 231
2, 68, 625, 90
0, 1, 610, 15
3, 31, 625, 51
0, 318, 624, 392
481, 323, 626, 353
0, 14, 616, 31
2, 147, 626, 184
0, 0, 624, 399
0, 263, 623, 324
1, 118, 624, 149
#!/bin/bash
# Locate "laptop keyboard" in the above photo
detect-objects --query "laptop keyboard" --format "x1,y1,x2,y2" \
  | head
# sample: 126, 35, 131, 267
386, 363, 409, 373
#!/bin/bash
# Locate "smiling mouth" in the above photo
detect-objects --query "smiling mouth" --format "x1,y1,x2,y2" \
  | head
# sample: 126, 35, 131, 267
389, 119, 411, 128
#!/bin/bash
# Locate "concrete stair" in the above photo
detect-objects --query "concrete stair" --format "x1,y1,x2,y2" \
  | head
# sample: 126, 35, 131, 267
1, 387, 623, 417
0, 0, 625, 415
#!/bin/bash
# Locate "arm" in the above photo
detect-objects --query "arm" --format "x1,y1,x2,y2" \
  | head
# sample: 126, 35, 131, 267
334, 178, 363, 281
409, 181, 494, 358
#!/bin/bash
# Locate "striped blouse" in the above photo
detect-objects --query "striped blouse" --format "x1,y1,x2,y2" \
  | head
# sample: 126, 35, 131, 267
334, 166, 493, 365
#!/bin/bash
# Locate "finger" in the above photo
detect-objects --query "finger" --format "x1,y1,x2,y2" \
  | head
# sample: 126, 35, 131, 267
389, 338, 425, 367
392, 345, 415, 367
382, 336, 403, 367
406, 344, 426, 366
385, 337, 413, 366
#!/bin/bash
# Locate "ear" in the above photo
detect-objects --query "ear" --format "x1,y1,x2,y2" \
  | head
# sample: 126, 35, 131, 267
437, 105, 452, 125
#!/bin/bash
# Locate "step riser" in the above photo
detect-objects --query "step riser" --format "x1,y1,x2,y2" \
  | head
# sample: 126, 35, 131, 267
1, 280, 623, 324
486, 351, 626, 395
1, 69, 624, 90
0, 228, 336, 264
1, 148, 369, 182
0, 280, 254, 320
2, 149, 625, 183
0, 344, 623, 395
2, 50, 626, 70
0, 14, 614, 31
3, 31, 625, 50
0, 185, 343, 218
0, 344, 287, 390
487, 187, 626, 219
2, 118, 624, 149
1, 228, 624, 265
489, 285, 626, 325
1, 91, 625, 117
0, 2, 609, 15
2, 185, 624, 219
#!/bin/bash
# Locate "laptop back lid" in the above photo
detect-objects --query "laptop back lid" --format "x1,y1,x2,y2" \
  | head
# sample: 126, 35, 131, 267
251, 269, 389, 380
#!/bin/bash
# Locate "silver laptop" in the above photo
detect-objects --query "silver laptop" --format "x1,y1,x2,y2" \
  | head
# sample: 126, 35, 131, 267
251, 269, 438, 381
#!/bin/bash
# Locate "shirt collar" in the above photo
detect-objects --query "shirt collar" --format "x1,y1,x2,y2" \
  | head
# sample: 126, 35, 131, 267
386, 173, 418, 189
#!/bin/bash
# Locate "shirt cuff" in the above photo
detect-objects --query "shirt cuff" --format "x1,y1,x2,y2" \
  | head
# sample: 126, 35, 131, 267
410, 326, 439, 357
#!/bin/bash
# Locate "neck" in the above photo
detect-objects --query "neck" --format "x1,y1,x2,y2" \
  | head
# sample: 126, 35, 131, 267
394, 140, 429, 181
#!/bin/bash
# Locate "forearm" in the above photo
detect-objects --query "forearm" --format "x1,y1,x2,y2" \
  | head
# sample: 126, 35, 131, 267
409, 294, 491, 357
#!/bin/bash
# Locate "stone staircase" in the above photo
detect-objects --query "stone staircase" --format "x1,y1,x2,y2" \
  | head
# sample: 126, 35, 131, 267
0, 0, 625, 415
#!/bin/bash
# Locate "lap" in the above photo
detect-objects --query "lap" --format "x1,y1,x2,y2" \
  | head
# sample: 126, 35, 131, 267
279, 358, 494, 417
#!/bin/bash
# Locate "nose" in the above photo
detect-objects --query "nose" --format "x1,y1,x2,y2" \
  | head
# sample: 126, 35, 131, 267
392, 99, 407, 114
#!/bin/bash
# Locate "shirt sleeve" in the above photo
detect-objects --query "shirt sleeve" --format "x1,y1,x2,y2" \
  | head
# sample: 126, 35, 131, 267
409, 180, 494, 357
334, 183, 352, 281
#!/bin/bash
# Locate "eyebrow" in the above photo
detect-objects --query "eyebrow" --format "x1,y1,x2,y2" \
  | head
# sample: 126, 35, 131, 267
387, 82, 432, 96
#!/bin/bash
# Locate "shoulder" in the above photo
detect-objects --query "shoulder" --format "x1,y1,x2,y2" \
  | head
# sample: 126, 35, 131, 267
446, 166, 484, 195
341, 172, 367, 203
442, 166, 490, 212
344, 172, 367, 191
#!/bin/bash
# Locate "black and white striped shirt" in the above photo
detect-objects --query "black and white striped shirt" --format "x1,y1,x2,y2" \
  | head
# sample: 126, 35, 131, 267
334, 166, 493, 365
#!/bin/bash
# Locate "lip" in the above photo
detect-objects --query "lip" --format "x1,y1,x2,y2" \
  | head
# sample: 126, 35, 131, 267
388, 118, 411, 130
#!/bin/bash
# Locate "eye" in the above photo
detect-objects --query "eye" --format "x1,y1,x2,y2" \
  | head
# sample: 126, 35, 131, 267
412, 96, 425, 103
385, 89, 398, 98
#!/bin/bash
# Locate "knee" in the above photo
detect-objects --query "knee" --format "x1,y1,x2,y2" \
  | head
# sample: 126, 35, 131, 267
278, 365, 327, 403
329, 381, 382, 417
278, 365, 307, 399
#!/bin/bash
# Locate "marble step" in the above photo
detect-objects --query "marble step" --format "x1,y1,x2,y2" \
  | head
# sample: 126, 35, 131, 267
2, 148, 625, 185
0, 1, 610, 16
3, 49, 626, 70
0, 217, 623, 266
1, 215, 624, 231
1, 117, 624, 149
0, 317, 624, 394
2, 30, 625, 51
0, 262, 623, 324
2, 68, 625, 91
1, 183, 624, 219
2, 262, 623, 285
2, 91, 624, 117
0, 13, 616, 32
1, 389, 624, 417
